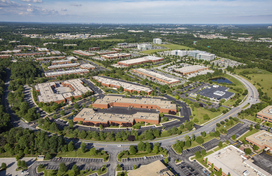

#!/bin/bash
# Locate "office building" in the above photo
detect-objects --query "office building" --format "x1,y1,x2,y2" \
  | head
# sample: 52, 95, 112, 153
128, 160, 174, 176
117, 56, 163, 67
246, 130, 272, 153
35, 79, 92, 104
204, 145, 270, 176
101, 53, 131, 60
73, 108, 159, 125
153, 38, 162, 44
13, 52, 45, 57
44, 69, 89, 78
0, 54, 11, 59
73, 50, 95, 56
80, 64, 95, 70
47, 63, 80, 69
51, 60, 71, 65
97, 51, 118, 55
256, 105, 272, 123
188, 50, 215, 61
174, 65, 209, 75
137, 43, 152, 50
89, 47, 100, 51
93, 95, 177, 114
133, 68, 180, 84
111, 48, 123, 51
36, 56, 65, 61
1, 50, 21, 54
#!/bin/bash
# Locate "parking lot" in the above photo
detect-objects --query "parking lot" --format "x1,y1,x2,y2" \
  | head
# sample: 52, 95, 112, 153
202, 138, 220, 150
46, 164, 99, 171
121, 155, 163, 163
252, 152, 272, 174
177, 161, 206, 176
51, 158, 103, 163
182, 146, 204, 157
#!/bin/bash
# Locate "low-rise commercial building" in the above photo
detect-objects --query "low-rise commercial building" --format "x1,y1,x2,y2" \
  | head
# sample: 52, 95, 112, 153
44, 69, 89, 78
204, 145, 270, 176
51, 60, 71, 65
128, 160, 174, 176
14, 52, 45, 57
73, 50, 95, 56
0, 54, 11, 59
93, 76, 153, 95
35, 79, 92, 104
117, 56, 164, 67
164, 50, 188, 57
66, 56, 77, 61
37, 48, 49, 52
101, 53, 131, 60
246, 130, 272, 153
256, 105, 272, 123
36, 56, 65, 61
97, 51, 118, 55
153, 38, 162, 44
63, 44, 77, 46
16, 45, 33, 48
73, 108, 159, 125
111, 48, 123, 51
47, 63, 80, 69
80, 64, 95, 70
174, 65, 209, 75
93, 95, 177, 114
188, 50, 215, 61
89, 47, 100, 51
137, 43, 152, 50
1, 50, 21, 54
51, 51, 61, 55
133, 68, 180, 84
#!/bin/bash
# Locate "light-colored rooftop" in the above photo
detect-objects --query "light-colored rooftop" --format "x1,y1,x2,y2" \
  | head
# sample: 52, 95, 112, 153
51, 59, 71, 64
174, 65, 208, 74
94, 95, 176, 110
36, 56, 65, 60
35, 79, 91, 103
204, 145, 271, 176
133, 68, 179, 84
101, 53, 130, 58
74, 108, 159, 123
93, 76, 152, 93
246, 130, 272, 149
128, 160, 174, 176
73, 50, 95, 56
257, 105, 272, 119
66, 56, 77, 60
80, 63, 95, 69
48, 63, 80, 69
44, 69, 89, 77
118, 56, 163, 65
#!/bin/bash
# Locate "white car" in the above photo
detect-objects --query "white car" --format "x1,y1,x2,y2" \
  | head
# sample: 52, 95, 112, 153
117, 145, 122, 147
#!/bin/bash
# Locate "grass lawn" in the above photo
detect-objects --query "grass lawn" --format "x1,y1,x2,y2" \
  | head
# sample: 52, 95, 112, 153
213, 143, 229, 152
235, 68, 272, 98
216, 121, 241, 134
141, 49, 169, 54
191, 106, 224, 125
56, 149, 108, 160
239, 129, 259, 142
238, 114, 262, 123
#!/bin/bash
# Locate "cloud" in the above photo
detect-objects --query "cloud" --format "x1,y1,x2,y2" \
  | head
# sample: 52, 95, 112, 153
21, 0, 43, 3
70, 3, 81, 7
61, 8, 67, 11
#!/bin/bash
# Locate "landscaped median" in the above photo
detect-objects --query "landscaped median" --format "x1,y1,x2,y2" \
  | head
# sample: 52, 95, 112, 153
117, 141, 168, 162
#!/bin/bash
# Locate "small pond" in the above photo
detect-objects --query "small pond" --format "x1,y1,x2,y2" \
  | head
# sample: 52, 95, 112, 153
210, 77, 232, 84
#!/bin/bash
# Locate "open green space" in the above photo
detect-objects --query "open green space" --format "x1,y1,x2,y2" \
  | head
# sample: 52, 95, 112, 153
56, 149, 109, 161
191, 106, 224, 125
239, 128, 259, 142
141, 43, 193, 54
235, 68, 272, 98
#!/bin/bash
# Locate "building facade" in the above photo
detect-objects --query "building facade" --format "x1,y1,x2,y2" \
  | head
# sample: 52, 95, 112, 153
256, 105, 272, 123
153, 38, 162, 44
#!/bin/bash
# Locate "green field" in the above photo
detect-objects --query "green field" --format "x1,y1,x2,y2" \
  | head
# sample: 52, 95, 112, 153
191, 106, 224, 125
141, 43, 193, 54
239, 129, 259, 142
235, 68, 272, 98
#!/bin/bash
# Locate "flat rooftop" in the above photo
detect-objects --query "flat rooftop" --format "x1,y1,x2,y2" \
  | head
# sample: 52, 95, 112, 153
197, 85, 234, 100
204, 145, 270, 176
74, 108, 159, 123
101, 53, 130, 57
93, 76, 152, 93
73, 50, 95, 56
94, 95, 176, 110
174, 65, 208, 74
257, 105, 272, 119
118, 56, 163, 65
35, 79, 91, 103
246, 130, 272, 149
36, 56, 65, 60
80, 63, 95, 69
44, 69, 89, 77
128, 160, 174, 176
51, 59, 70, 64
48, 63, 80, 69
133, 68, 179, 84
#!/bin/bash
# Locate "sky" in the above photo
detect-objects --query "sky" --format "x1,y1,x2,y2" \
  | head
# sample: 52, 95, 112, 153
0, 0, 272, 24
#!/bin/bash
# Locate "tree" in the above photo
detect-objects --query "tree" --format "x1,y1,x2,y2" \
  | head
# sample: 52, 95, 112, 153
196, 136, 204, 144
80, 131, 86, 139
185, 140, 191, 147
195, 151, 201, 158
129, 145, 137, 155
145, 142, 152, 153
58, 162, 67, 174
68, 141, 74, 152
1, 163, 7, 170
74, 103, 79, 110
218, 168, 223, 175
69, 120, 74, 129
52, 114, 57, 119
81, 142, 86, 153
21, 161, 27, 169
90, 148, 97, 156
45, 153, 52, 160
255, 123, 260, 129
244, 148, 252, 155
60, 110, 65, 116
232, 135, 236, 141
201, 149, 206, 156
133, 165, 137, 170
92, 97, 96, 102
72, 164, 79, 175
253, 145, 259, 151
164, 158, 169, 164
218, 141, 223, 148
137, 141, 146, 151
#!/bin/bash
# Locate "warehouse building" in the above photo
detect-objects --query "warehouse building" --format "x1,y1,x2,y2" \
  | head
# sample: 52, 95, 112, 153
47, 63, 80, 69
174, 65, 209, 75
93, 76, 153, 95
14, 52, 45, 57
35, 79, 92, 104
101, 53, 131, 60
1, 50, 21, 54
97, 51, 118, 55
93, 95, 177, 114
256, 105, 272, 123
153, 38, 162, 44
133, 68, 180, 84
73, 50, 95, 56
128, 160, 174, 176
117, 56, 164, 67
36, 56, 65, 61
197, 85, 234, 101
204, 145, 270, 176
44, 69, 89, 78
80, 64, 95, 70
73, 108, 159, 125
51, 60, 71, 65
246, 130, 272, 153
51, 51, 61, 55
